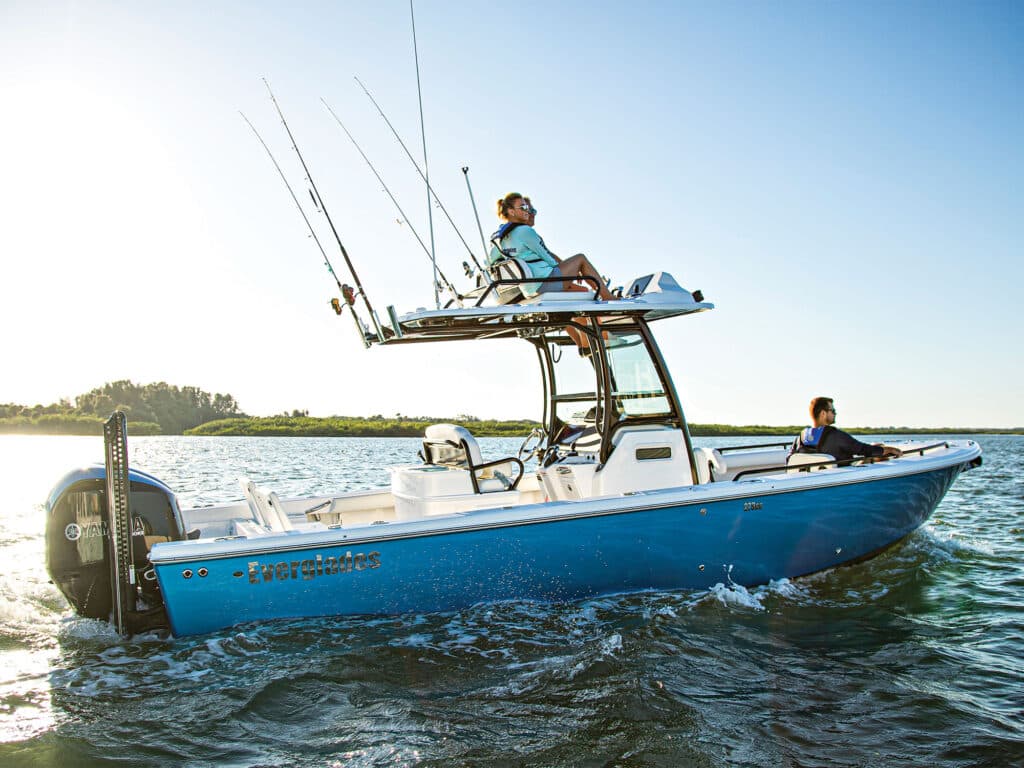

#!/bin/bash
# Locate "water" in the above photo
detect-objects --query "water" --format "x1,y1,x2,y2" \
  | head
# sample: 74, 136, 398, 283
0, 434, 1020, 767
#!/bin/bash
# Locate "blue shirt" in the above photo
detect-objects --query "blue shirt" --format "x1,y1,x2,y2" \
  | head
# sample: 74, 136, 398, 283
488, 224, 559, 296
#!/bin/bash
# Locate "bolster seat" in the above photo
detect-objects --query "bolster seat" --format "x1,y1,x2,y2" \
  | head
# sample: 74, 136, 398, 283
489, 258, 596, 305
422, 423, 522, 492
489, 258, 529, 305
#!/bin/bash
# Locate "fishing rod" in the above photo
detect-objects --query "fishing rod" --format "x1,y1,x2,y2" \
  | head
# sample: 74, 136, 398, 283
409, 0, 439, 309
354, 76, 486, 277
462, 166, 490, 267
240, 111, 371, 346
321, 98, 461, 305
262, 78, 385, 341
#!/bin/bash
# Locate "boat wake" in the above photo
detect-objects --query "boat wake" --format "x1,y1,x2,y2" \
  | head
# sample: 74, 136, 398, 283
702, 577, 808, 612
919, 523, 998, 558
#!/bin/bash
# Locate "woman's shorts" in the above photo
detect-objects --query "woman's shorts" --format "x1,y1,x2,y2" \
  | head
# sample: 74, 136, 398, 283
537, 266, 562, 293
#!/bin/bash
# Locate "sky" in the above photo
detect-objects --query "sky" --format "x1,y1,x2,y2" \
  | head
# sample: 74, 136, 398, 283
0, 1, 1020, 428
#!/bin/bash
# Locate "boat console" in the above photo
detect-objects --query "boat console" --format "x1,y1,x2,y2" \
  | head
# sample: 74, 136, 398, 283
537, 425, 694, 499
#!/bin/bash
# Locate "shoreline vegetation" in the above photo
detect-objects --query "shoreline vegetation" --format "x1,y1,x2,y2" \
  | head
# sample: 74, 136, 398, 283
2, 381, 1019, 437
0, 413, 1019, 438
185, 417, 1023, 438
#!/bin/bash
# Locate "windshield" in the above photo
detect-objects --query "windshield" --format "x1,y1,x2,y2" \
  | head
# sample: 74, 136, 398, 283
545, 328, 675, 438
605, 331, 672, 417
548, 341, 597, 426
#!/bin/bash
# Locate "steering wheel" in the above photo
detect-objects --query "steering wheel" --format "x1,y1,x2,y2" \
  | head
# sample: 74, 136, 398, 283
518, 427, 547, 462
540, 444, 565, 468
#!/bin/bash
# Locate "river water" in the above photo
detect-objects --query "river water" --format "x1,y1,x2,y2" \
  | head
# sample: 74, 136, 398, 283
0, 434, 1020, 767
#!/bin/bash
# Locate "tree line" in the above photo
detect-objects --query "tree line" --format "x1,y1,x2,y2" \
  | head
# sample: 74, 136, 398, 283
0, 382, 1017, 436
186, 416, 540, 438
0, 380, 243, 435
187, 417, 1019, 438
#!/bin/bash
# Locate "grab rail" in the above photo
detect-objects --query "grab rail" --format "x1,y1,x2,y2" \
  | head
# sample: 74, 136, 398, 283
467, 456, 526, 493
474, 273, 603, 307
732, 441, 951, 481
901, 441, 950, 456
425, 436, 526, 493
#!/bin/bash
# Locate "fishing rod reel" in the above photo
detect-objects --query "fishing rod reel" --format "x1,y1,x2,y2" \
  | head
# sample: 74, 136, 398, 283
328, 284, 382, 348
330, 284, 358, 315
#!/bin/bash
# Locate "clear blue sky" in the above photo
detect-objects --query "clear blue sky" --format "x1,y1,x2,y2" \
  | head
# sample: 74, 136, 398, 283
1, 1, 1020, 427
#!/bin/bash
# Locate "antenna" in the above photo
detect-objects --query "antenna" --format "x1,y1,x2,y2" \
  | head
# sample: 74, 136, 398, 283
240, 111, 371, 346
409, 0, 438, 309
355, 76, 486, 275
321, 98, 461, 305
262, 78, 384, 341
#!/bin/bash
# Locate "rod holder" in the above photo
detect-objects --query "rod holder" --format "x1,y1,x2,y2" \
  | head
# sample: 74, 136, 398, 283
387, 305, 404, 338
371, 311, 387, 343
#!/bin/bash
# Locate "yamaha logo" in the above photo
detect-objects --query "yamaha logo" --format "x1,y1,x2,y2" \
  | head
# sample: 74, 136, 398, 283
64, 523, 82, 541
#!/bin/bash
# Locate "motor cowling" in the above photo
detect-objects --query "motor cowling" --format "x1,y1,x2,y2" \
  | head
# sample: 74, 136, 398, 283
45, 466, 185, 628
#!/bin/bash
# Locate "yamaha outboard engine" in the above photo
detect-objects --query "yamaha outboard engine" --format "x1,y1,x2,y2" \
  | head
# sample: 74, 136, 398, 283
45, 414, 186, 635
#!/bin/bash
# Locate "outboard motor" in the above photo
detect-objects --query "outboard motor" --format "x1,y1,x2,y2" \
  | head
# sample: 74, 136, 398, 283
45, 415, 186, 635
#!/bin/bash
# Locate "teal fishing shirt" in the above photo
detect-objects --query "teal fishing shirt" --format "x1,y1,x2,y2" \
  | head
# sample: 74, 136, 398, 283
488, 224, 559, 296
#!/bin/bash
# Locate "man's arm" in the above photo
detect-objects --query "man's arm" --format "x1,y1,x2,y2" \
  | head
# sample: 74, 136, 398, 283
827, 429, 901, 460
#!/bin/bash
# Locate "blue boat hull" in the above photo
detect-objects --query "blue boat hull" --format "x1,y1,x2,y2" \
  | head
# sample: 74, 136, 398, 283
154, 462, 966, 637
